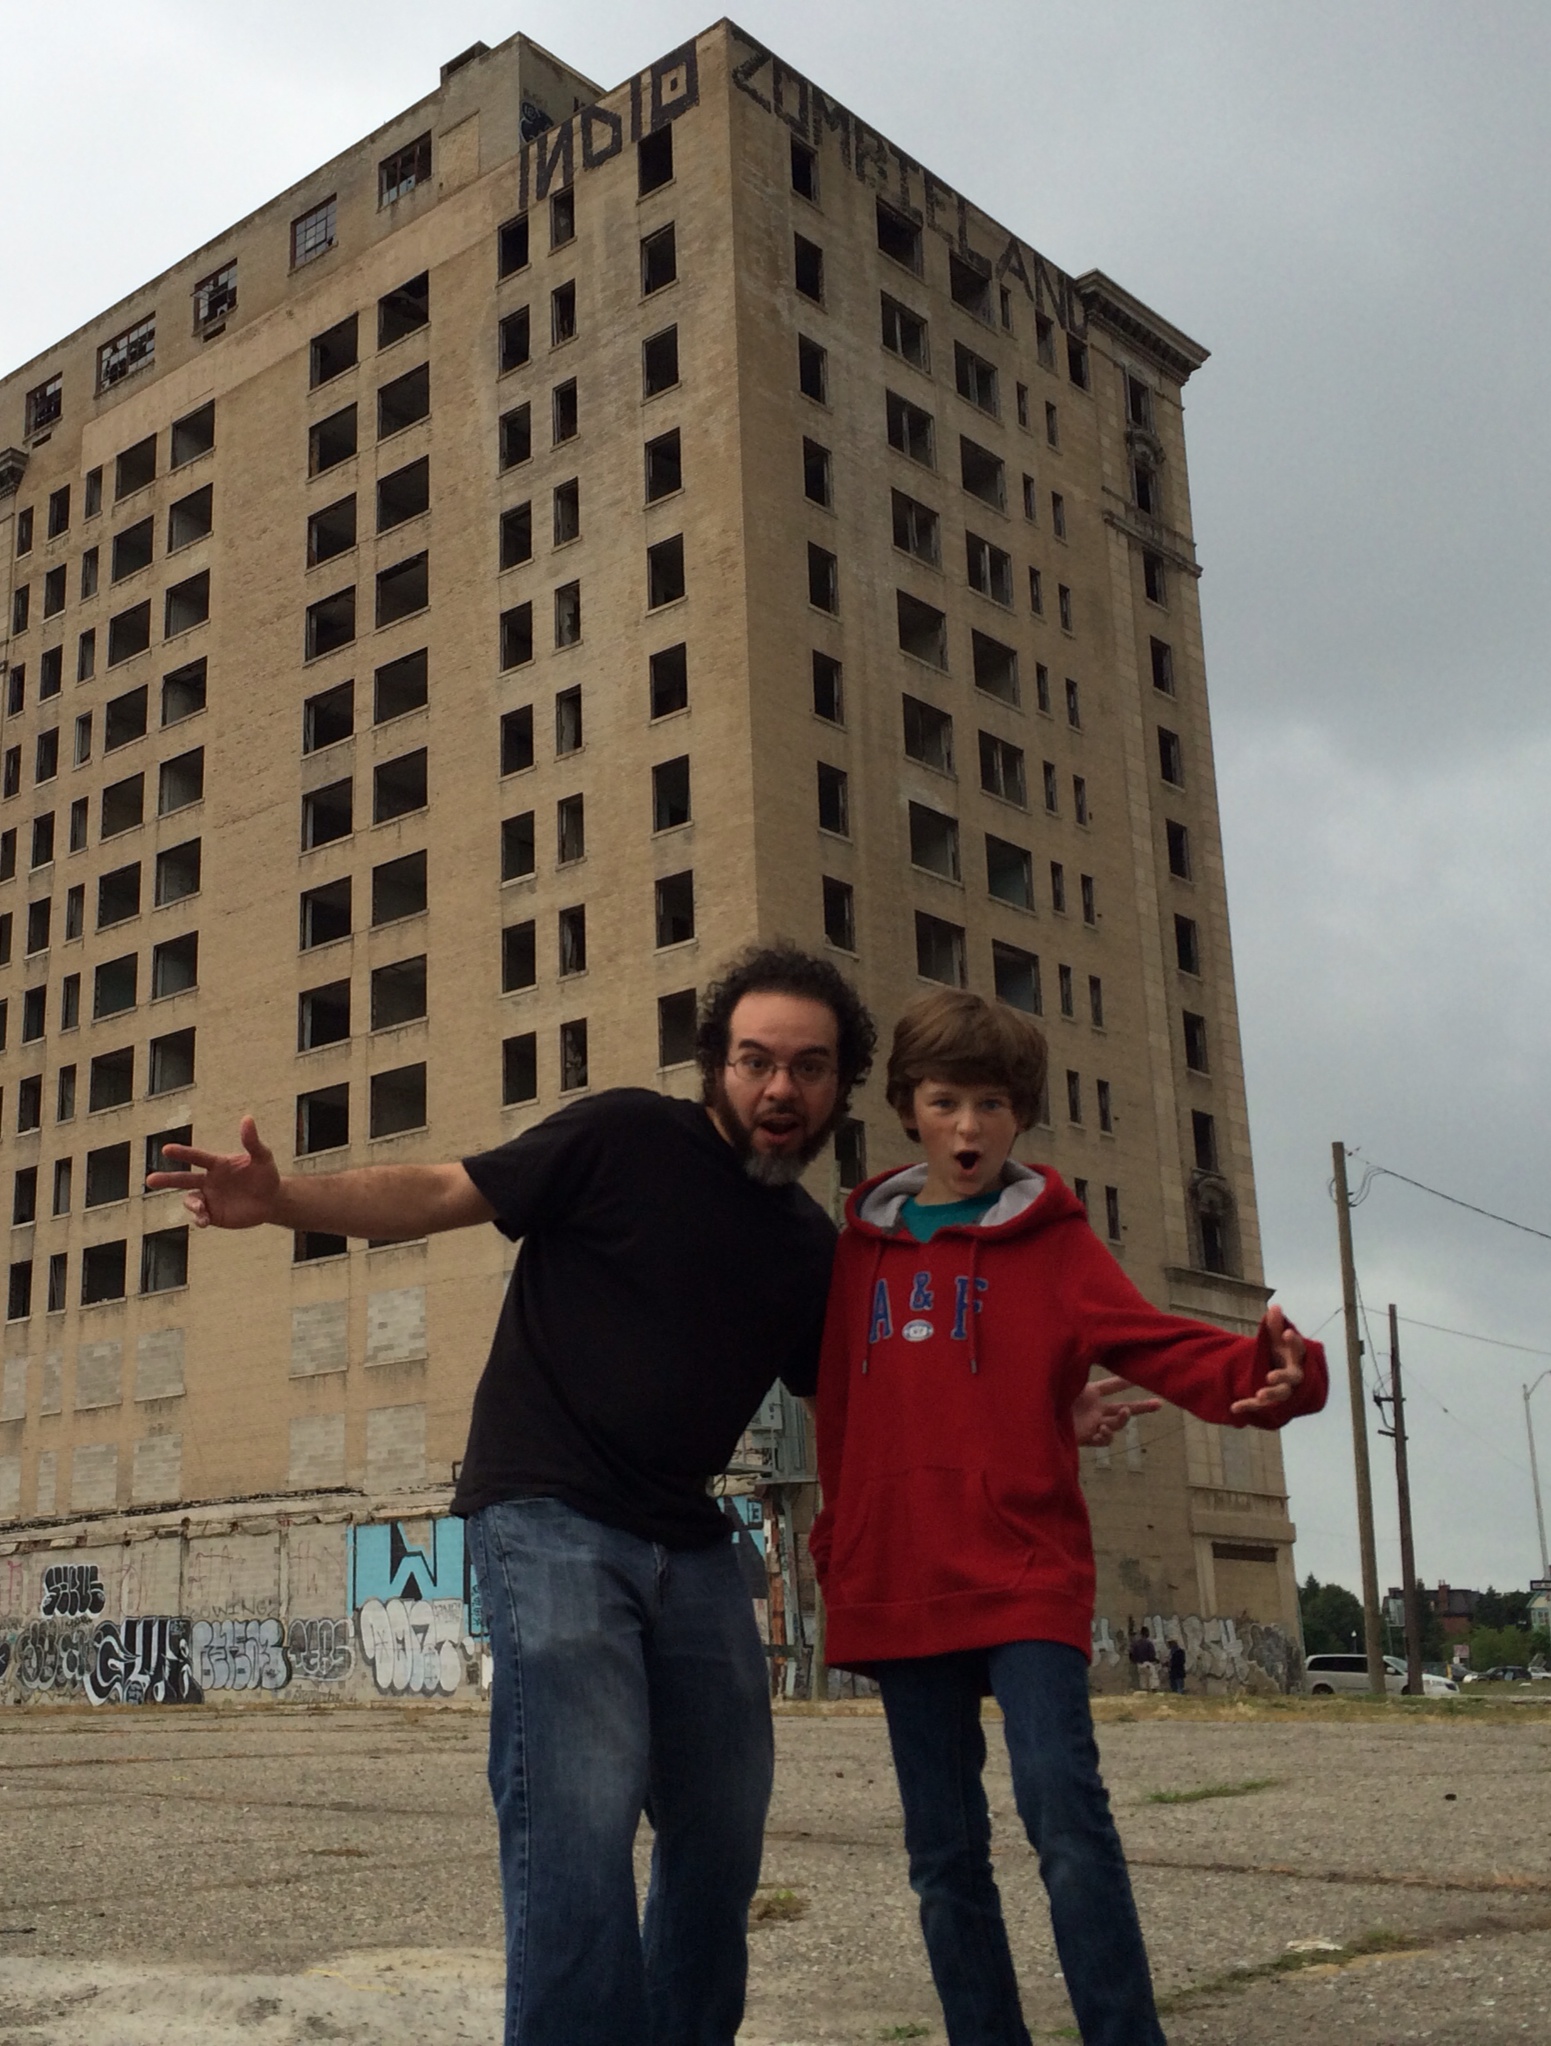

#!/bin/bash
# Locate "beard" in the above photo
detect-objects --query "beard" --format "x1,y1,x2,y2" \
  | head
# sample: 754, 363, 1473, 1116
708, 1075, 837, 1187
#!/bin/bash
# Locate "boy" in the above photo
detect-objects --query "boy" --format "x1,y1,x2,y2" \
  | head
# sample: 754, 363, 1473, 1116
809, 991, 1327, 2046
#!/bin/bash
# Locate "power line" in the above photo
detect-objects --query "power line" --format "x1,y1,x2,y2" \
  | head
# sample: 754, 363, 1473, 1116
1397, 1314, 1551, 1362
1347, 1160, 1551, 1245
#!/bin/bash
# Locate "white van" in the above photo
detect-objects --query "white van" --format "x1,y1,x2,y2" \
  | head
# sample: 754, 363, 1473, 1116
1303, 1653, 1457, 1697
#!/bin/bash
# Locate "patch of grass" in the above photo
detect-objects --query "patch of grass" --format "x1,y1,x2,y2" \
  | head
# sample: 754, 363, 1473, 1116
1156, 1925, 1424, 2011
1145, 1775, 1280, 1806
749, 1885, 809, 1924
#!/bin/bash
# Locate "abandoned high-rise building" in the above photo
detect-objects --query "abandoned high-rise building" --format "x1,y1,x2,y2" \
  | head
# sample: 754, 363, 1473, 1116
0, 23, 1302, 1702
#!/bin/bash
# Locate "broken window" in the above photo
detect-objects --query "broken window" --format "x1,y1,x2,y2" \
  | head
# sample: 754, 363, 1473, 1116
305, 587, 355, 660
20, 985, 43, 1038
164, 572, 210, 637
167, 485, 213, 552
501, 502, 533, 569
891, 490, 939, 564
790, 136, 818, 200
557, 794, 585, 865
992, 941, 1040, 1015
502, 919, 537, 993
501, 706, 534, 776
551, 281, 577, 346
641, 223, 676, 295
498, 214, 530, 277
152, 932, 198, 999
29, 814, 53, 868
291, 196, 337, 269
377, 457, 429, 531
101, 774, 144, 838
371, 956, 426, 1029
501, 308, 529, 374
1175, 915, 1200, 975
378, 363, 430, 437
966, 534, 1013, 606
6, 1261, 31, 1319
1183, 1012, 1209, 1072
141, 1227, 189, 1295
812, 651, 843, 724
816, 762, 849, 836
948, 250, 992, 321
24, 897, 49, 954
881, 293, 928, 369
822, 877, 855, 952
979, 732, 1026, 807
643, 327, 679, 397
553, 478, 580, 544
375, 553, 428, 626
1144, 552, 1167, 605
552, 379, 578, 443
650, 643, 688, 719
803, 438, 833, 508
371, 851, 427, 924
87, 1044, 133, 1112
955, 343, 998, 415
193, 262, 237, 329
658, 988, 698, 1067
509, 398, 540, 468
301, 778, 352, 849
115, 436, 157, 502
501, 811, 536, 881
798, 335, 827, 403
897, 590, 948, 668
375, 648, 427, 723
986, 834, 1033, 909
886, 390, 934, 466
299, 876, 349, 947
550, 186, 576, 249
160, 658, 205, 729
960, 437, 1005, 510
112, 519, 154, 583
652, 755, 690, 831
553, 581, 581, 647
501, 605, 534, 671
24, 375, 62, 437
93, 954, 137, 1021
309, 406, 357, 475
644, 430, 682, 502
155, 840, 200, 908
557, 905, 587, 976
503, 1032, 538, 1104
48, 486, 70, 539
310, 316, 358, 387
1166, 820, 1191, 879
555, 688, 583, 757
373, 749, 427, 823
1150, 637, 1174, 694
655, 871, 695, 947
81, 1240, 129, 1305
1134, 459, 1160, 517
972, 632, 1018, 704
807, 544, 838, 614
379, 135, 431, 207
916, 912, 966, 987
908, 802, 959, 880
98, 315, 156, 392
876, 199, 922, 273
559, 1017, 589, 1093
104, 686, 148, 753
307, 495, 357, 567
902, 694, 953, 773
370, 1064, 426, 1138
1158, 728, 1184, 786
170, 402, 215, 468
647, 535, 686, 609
296, 1083, 349, 1154
1067, 335, 1090, 389
639, 124, 674, 194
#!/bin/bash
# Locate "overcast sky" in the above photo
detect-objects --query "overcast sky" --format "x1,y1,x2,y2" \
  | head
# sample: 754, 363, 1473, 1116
6, 1, 1548, 1602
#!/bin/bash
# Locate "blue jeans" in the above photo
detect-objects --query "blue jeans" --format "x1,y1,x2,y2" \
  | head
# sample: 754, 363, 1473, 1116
467, 1499, 773, 2046
876, 1641, 1166, 2046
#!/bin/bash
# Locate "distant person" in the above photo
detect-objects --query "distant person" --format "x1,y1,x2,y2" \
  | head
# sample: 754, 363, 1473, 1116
809, 989, 1328, 2046
1130, 1626, 1161, 1692
150, 945, 876, 2046
1168, 1637, 1188, 1694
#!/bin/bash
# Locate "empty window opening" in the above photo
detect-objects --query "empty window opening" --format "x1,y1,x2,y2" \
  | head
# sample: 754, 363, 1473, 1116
1052, 490, 1067, 539
808, 544, 838, 613
374, 748, 427, 823
291, 196, 337, 269
42, 565, 66, 617
876, 199, 923, 272
101, 775, 145, 839
1150, 638, 1174, 694
141, 1227, 189, 1294
972, 632, 1018, 704
502, 920, 537, 992
554, 478, 581, 544
887, 390, 934, 465
650, 643, 688, 718
82, 1240, 128, 1305
1065, 676, 1081, 727
104, 686, 148, 753
891, 489, 939, 564
1175, 915, 1200, 975
115, 436, 157, 501
501, 502, 533, 569
1073, 775, 1089, 826
503, 1032, 538, 1104
1192, 1109, 1218, 1172
25, 898, 50, 953
993, 941, 1040, 1014
1066, 1069, 1082, 1122
501, 811, 536, 881
40, 649, 62, 698
112, 518, 154, 584
498, 213, 530, 277
1089, 974, 1105, 1027
21, 985, 44, 1038
296, 1083, 349, 1154
1183, 1011, 1209, 1072
309, 406, 357, 476
647, 535, 686, 609
554, 581, 582, 647
18, 1074, 43, 1131
916, 912, 967, 987
986, 834, 1032, 909
372, 955, 427, 1029
1058, 584, 1074, 632
311, 316, 358, 388
966, 533, 1013, 605
378, 457, 429, 532
158, 749, 203, 816
1126, 374, 1154, 429
1133, 459, 1160, 518
803, 439, 833, 508
30, 815, 53, 869
948, 250, 992, 321
164, 572, 210, 638
302, 778, 352, 849
558, 905, 587, 976
155, 840, 200, 907
655, 871, 695, 947
556, 794, 585, 864
372, 851, 427, 924
551, 281, 577, 346
639, 125, 674, 194
979, 732, 1026, 807
375, 648, 427, 723
1067, 335, 1090, 389
955, 343, 998, 415
644, 430, 682, 502
1144, 552, 1168, 605
7, 1260, 32, 1320
77, 629, 96, 681
960, 437, 1005, 510
12, 1168, 35, 1227
376, 553, 428, 626
1043, 760, 1060, 814
881, 293, 928, 369
1022, 474, 1038, 521
69, 797, 88, 849
499, 308, 532, 374
148, 1027, 195, 1095
379, 364, 430, 438
641, 224, 676, 294
53, 1158, 74, 1214
1166, 820, 1191, 879
790, 137, 818, 200
798, 335, 827, 403
303, 680, 353, 753
902, 694, 953, 774
1045, 400, 1059, 447
48, 486, 70, 539
816, 762, 849, 836
99, 317, 156, 393
1080, 874, 1096, 925
370, 1064, 426, 1138
794, 234, 824, 302
555, 688, 583, 757
909, 802, 959, 880
550, 186, 576, 249
812, 651, 843, 724
658, 988, 698, 1067
170, 402, 215, 469
299, 875, 350, 947
643, 328, 679, 397
1051, 863, 1067, 915
1104, 1186, 1121, 1242
167, 484, 213, 553
559, 1017, 589, 1093
152, 932, 198, 999
380, 136, 432, 206
11, 585, 27, 633
1158, 727, 1184, 785
653, 755, 690, 830
897, 590, 947, 668
822, 876, 855, 952
552, 379, 579, 443
501, 706, 535, 776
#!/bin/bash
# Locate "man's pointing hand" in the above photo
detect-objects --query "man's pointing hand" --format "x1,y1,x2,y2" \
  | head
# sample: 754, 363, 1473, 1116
146, 1115, 284, 1230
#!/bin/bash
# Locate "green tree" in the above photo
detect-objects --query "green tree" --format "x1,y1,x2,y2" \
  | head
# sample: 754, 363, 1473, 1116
1299, 1575, 1365, 1655
1474, 1587, 1531, 1632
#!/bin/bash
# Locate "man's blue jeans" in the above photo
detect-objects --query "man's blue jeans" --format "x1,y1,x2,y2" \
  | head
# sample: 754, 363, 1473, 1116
876, 1641, 1166, 2046
467, 1499, 773, 2046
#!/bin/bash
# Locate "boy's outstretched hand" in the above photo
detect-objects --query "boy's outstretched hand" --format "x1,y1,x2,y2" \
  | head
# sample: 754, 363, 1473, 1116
1230, 1303, 1306, 1418
1074, 1377, 1162, 1449
146, 1115, 284, 1230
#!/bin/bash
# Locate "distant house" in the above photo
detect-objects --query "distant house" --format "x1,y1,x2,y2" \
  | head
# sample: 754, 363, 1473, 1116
1388, 1582, 1478, 1645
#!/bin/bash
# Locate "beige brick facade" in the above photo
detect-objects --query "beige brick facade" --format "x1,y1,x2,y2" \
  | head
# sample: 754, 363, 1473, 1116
0, 23, 1302, 1677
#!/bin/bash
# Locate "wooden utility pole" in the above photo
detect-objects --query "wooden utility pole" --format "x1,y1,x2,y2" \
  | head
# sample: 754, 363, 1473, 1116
1332, 1142, 1387, 1695
1388, 1305, 1424, 1698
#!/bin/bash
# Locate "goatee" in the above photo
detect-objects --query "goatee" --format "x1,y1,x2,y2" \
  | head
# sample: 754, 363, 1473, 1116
709, 1076, 833, 1188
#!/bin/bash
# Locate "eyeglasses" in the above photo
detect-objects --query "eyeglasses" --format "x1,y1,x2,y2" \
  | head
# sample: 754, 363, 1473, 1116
727, 1052, 838, 1089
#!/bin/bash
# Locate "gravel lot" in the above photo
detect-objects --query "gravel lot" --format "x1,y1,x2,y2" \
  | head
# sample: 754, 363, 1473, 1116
1, 1696, 1548, 2043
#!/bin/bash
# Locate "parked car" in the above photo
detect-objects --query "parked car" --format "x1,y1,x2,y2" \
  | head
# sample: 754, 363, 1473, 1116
1302, 1653, 1457, 1696
1462, 1665, 1533, 1685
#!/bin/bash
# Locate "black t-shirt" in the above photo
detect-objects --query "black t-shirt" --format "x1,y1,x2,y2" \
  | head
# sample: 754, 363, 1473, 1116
451, 1089, 836, 1547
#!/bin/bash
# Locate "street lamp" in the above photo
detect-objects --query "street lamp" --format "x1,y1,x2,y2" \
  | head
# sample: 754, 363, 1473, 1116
1524, 1371, 1551, 1583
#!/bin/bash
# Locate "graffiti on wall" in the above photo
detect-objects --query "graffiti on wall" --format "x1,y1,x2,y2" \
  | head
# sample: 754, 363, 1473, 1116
192, 1618, 289, 1693
286, 1617, 354, 1684
1093, 1612, 1300, 1692
348, 1519, 480, 1695
86, 1619, 202, 1705
358, 1597, 468, 1696
514, 44, 699, 211
41, 1564, 106, 1618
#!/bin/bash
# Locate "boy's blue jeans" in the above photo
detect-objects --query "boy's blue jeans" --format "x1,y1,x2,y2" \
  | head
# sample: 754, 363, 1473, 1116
467, 1499, 773, 2046
876, 1641, 1166, 2046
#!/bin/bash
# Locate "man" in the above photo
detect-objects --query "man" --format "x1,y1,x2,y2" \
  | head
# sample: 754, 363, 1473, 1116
150, 943, 876, 2046
1129, 1625, 1161, 1692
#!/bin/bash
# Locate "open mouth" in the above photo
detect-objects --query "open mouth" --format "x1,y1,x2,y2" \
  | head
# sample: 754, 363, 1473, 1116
757, 1115, 804, 1144
953, 1149, 981, 1173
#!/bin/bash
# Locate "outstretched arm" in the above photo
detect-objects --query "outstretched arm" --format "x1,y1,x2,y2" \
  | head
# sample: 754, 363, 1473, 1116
146, 1115, 495, 1240
1073, 1375, 1162, 1449
1229, 1304, 1307, 1418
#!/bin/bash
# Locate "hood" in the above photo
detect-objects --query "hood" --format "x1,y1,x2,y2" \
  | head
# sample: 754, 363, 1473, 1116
847, 1159, 1083, 1238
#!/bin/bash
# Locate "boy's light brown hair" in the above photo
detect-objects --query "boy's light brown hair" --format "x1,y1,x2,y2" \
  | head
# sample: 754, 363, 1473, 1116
885, 989, 1049, 1133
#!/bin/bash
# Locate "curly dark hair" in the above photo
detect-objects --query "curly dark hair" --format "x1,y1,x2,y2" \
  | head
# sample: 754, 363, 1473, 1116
697, 943, 877, 1111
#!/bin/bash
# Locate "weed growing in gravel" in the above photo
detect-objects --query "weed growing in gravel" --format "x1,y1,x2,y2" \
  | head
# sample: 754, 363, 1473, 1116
750, 1886, 809, 1924
1156, 1924, 1424, 2011
1145, 1775, 1281, 1805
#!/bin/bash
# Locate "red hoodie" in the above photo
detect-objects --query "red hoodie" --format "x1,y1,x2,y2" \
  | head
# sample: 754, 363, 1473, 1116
809, 1162, 1328, 1669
